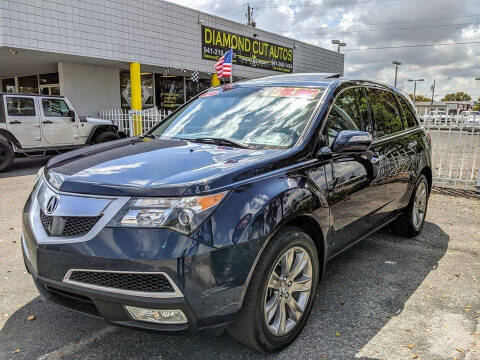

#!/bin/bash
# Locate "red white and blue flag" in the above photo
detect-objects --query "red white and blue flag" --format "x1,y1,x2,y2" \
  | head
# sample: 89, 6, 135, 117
214, 48, 233, 80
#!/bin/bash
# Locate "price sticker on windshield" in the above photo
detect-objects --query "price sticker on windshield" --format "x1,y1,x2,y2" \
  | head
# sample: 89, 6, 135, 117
268, 87, 322, 100
199, 91, 220, 98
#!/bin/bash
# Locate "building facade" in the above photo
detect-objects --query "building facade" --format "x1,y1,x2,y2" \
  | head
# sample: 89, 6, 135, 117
415, 101, 475, 115
0, 0, 344, 116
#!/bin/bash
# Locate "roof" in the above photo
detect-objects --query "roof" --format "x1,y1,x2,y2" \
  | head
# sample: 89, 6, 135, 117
238, 73, 339, 88
0, 93, 65, 98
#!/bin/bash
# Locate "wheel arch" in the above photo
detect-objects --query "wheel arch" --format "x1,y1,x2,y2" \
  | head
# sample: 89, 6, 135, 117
0, 129, 21, 150
85, 124, 119, 144
420, 165, 433, 191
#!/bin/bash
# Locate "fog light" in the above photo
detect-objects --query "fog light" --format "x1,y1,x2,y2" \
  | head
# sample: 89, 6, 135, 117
125, 306, 187, 324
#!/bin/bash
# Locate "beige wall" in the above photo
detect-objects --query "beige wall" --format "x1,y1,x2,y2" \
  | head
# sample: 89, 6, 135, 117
59, 62, 120, 116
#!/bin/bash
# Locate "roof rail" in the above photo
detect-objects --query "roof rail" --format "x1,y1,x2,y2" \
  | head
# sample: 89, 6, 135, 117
323, 73, 342, 79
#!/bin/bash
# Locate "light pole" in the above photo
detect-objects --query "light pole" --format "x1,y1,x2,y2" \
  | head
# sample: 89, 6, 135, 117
332, 39, 346, 53
392, 61, 401, 87
408, 79, 424, 101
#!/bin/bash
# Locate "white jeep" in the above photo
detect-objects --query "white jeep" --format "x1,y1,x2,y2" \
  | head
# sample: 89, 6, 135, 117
0, 93, 125, 171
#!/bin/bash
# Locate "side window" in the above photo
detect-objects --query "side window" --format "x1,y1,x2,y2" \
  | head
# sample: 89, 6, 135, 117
6, 97, 36, 116
323, 89, 361, 146
42, 99, 71, 117
366, 88, 404, 138
398, 96, 418, 128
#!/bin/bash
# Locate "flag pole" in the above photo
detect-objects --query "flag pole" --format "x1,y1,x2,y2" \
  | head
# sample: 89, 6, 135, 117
230, 48, 233, 84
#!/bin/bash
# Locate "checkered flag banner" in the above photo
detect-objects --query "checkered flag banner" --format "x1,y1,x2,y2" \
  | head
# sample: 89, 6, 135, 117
191, 69, 199, 82
163, 67, 170, 76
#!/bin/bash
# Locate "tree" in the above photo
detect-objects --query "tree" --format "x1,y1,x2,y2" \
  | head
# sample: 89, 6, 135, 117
441, 92, 472, 101
408, 94, 431, 102
473, 98, 480, 111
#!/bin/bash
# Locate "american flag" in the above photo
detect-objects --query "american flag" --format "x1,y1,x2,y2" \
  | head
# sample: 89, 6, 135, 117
214, 48, 233, 79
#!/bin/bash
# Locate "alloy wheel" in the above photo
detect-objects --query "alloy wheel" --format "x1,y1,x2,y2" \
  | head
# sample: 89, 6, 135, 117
412, 180, 427, 229
264, 246, 313, 336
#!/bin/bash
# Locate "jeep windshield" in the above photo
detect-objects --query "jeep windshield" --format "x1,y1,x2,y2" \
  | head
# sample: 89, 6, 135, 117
151, 86, 325, 149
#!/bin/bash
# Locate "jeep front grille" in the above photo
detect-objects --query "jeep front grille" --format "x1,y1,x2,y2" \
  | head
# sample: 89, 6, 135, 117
40, 210, 101, 237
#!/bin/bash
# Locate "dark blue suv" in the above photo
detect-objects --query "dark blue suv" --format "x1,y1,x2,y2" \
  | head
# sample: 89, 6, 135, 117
22, 74, 432, 352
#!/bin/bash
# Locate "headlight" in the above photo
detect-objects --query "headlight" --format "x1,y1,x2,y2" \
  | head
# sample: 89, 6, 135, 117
108, 191, 228, 234
45, 171, 66, 190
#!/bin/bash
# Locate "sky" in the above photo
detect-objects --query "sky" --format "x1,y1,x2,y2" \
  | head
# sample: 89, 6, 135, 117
169, 0, 480, 101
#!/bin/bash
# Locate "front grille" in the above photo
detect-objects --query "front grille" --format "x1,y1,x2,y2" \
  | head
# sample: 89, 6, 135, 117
68, 271, 175, 293
40, 210, 101, 237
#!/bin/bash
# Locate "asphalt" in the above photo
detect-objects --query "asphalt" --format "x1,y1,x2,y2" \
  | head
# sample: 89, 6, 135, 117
0, 157, 479, 360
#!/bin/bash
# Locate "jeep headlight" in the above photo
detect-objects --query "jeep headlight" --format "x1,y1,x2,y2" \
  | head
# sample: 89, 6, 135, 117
108, 192, 228, 234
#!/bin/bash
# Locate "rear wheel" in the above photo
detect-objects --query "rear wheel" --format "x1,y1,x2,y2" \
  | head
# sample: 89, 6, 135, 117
228, 226, 319, 353
392, 174, 429, 237
0, 139, 15, 172
94, 131, 120, 144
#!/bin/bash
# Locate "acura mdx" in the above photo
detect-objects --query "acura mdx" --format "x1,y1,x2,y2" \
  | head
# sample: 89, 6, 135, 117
22, 74, 432, 352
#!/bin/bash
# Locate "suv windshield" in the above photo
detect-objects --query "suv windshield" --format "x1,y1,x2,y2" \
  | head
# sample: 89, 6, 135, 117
151, 86, 324, 148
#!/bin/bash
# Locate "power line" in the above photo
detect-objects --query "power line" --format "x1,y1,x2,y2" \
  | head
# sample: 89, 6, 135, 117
282, 21, 479, 35
342, 41, 480, 51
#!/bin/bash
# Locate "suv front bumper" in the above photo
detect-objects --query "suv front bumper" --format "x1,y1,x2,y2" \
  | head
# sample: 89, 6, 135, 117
21, 180, 254, 332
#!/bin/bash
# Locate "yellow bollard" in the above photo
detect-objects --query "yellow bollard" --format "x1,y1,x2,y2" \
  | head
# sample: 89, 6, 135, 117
130, 62, 143, 135
211, 73, 220, 87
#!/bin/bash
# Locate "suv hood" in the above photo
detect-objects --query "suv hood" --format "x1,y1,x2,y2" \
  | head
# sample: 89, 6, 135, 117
45, 137, 286, 196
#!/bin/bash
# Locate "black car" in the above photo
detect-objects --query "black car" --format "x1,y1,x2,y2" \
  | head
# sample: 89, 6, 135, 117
22, 74, 432, 353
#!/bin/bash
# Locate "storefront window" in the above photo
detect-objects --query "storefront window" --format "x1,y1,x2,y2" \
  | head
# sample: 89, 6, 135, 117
39, 72, 60, 95
120, 71, 154, 109
155, 75, 185, 111
18, 75, 38, 94
186, 78, 210, 101
1, 78, 16, 93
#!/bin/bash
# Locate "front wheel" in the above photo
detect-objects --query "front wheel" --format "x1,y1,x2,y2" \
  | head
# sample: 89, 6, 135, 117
392, 174, 430, 237
228, 226, 319, 353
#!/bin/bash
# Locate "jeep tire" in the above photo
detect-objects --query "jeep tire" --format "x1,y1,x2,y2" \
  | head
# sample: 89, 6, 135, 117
0, 139, 15, 172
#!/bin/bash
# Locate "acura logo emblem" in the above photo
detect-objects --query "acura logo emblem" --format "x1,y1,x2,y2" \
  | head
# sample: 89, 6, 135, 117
45, 195, 59, 214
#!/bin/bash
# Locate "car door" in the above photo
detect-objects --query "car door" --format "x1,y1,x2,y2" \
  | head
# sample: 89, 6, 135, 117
40, 97, 79, 145
365, 87, 412, 215
322, 87, 383, 252
4, 95, 41, 147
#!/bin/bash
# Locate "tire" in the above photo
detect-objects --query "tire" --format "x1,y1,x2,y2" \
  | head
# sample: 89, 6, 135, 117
0, 139, 15, 172
392, 174, 430, 237
93, 131, 120, 144
228, 226, 319, 353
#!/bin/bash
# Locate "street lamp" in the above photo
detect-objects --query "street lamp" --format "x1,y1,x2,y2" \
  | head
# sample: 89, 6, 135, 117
408, 79, 424, 101
392, 61, 401, 87
332, 39, 346, 53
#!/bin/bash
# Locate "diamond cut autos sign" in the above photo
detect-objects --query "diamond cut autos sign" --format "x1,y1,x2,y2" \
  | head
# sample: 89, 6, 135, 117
201, 25, 293, 73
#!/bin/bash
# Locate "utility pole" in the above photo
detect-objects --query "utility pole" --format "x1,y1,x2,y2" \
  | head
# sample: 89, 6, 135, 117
408, 78, 424, 102
392, 61, 401, 88
430, 80, 436, 106
246, 3, 256, 27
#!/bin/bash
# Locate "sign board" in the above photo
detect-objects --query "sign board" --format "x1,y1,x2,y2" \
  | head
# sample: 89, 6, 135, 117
201, 25, 293, 73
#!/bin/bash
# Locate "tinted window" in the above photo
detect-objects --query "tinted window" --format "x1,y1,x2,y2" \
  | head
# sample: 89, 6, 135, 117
366, 88, 403, 137
42, 99, 70, 117
6, 97, 36, 116
322, 88, 372, 146
398, 96, 418, 128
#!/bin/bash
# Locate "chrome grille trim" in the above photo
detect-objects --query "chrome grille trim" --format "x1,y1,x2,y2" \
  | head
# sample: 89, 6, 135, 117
29, 177, 130, 244
63, 269, 183, 298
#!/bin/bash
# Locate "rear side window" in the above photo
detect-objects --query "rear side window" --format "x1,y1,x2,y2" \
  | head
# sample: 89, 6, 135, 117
398, 96, 418, 128
366, 88, 404, 138
6, 97, 36, 116
42, 99, 70, 117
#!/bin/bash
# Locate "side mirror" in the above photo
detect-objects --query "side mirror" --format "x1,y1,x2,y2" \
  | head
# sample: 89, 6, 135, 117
331, 130, 372, 153
68, 109, 76, 121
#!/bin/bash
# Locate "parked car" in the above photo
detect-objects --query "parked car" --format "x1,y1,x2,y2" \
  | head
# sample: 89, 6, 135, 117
427, 110, 451, 124
0, 93, 125, 171
22, 74, 432, 353
460, 110, 480, 125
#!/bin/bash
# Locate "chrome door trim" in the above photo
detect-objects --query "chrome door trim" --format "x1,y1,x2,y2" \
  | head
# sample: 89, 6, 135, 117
63, 269, 184, 298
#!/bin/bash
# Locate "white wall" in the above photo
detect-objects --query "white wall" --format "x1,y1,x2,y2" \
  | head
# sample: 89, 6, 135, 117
59, 62, 120, 116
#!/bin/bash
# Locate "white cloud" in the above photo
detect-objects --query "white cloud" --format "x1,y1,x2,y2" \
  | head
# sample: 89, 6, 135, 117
168, 0, 480, 100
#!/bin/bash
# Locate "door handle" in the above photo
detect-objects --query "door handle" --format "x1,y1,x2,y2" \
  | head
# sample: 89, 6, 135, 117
408, 141, 417, 150
42, 120, 53, 124
9, 120, 21, 124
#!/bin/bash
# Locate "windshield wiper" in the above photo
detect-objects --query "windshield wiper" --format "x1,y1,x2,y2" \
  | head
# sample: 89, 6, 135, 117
188, 137, 251, 149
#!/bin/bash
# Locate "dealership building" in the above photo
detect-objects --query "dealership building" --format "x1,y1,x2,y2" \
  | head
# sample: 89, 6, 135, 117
0, 0, 344, 116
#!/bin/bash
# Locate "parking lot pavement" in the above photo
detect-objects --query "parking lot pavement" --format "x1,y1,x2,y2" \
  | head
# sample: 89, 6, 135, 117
0, 170, 479, 360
